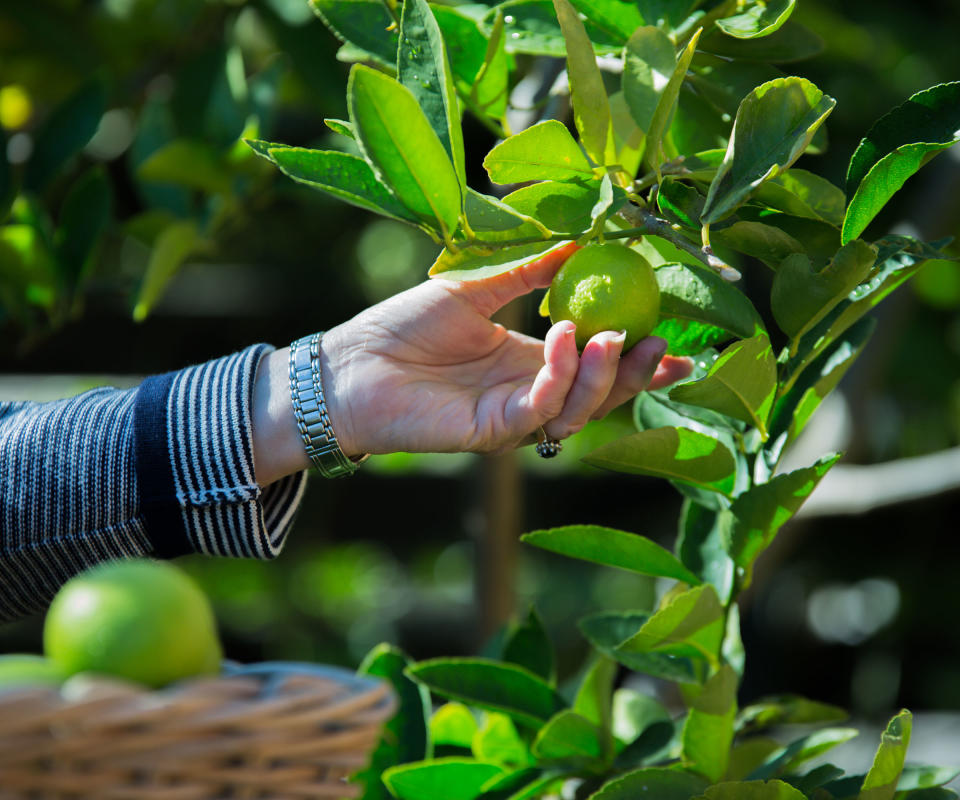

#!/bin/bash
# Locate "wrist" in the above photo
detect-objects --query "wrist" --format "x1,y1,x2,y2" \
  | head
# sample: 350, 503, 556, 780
251, 347, 311, 486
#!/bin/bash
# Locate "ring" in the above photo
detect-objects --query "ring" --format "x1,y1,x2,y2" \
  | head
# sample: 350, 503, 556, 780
535, 426, 563, 459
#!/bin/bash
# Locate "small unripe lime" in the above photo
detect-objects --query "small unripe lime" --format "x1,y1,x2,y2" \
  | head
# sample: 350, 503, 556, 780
0, 654, 66, 691
44, 560, 222, 689
548, 243, 660, 352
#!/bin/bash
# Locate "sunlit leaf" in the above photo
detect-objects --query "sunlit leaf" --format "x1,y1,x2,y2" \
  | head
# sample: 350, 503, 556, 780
431, 703, 478, 749
532, 710, 606, 768
484, 120, 595, 184
383, 759, 505, 800
480, 0, 624, 57
682, 665, 738, 781
716, 0, 796, 39
473, 713, 532, 768
857, 710, 912, 800
588, 767, 708, 800
470, 10, 509, 119
132, 220, 200, 322
574, 656, 616, 756
751, 169, 846, 227
677, 502, 736, 605
429, 240, 565, 281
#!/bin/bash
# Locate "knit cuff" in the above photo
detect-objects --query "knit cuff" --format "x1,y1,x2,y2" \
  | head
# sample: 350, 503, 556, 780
133, 345, 307, 559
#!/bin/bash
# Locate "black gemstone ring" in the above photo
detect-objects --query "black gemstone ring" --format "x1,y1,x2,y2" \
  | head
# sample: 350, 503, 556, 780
535, 426, 563, 459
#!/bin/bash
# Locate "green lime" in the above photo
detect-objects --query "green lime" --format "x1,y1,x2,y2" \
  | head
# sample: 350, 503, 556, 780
548, 243, 660, 352
44, 560, 222, 689
0, 654, 66, 691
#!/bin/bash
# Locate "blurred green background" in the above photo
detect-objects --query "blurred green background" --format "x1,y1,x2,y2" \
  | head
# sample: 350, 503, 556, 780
2, 0, 960, 723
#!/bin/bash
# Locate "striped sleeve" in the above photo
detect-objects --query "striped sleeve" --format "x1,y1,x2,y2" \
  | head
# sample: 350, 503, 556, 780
0, 345, 307, 622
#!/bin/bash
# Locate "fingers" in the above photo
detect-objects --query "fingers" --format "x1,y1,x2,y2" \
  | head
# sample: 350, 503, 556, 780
543, 330, 626, 439
647, 355, 694, 390
454, 241, 581, 318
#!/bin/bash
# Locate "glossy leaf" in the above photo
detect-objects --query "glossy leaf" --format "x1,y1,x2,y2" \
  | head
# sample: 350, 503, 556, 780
589, 767, 709, 800
583, 427, 737, 496
858, 710, 912, 800
309, 0, 398, 67
432, 703, 479, 749
464, 189, 540, 233
716, 0, 795, 39
478, 769, 567, 800
132, 220, 200, 322
669, 335, 777, 437
712, 221, 805, 269
502, 607, 555, 684
748, 728, 860, 780
574, 656, 616, 753
261, 145, 421, 224
470, 10, 509, 119
481, 0, 624, 57
348, 64, 461, 236
702, 78, 835, 224
677, 502, 736, 605
503, 180, 609, 234
682, 665, 738, 781
770, 316, 876, 448
699, 22, 824, 63
688, 55, 784, 119
897, 765, 960, 792
532, 710, 605, 767
324, 118, 355, 139
484, 120, 595, 184
611, 689, 671, 743
617, 584, 724, 664
407, 659, 567, 729
568, 0, 644, 43
54, 167, 112, 290
737, 695, 848, 734
358, 644, 433, 798
399, 0, 466, 189
695, 780, 808, 800
609, 92, 645, 178
579, 611, 700, 682
521, 525, 700, 584
651, 319, 733, 358
554, 0, 614, 166
751, 170, 846, 227
771, 239, 878, 342
429, 240, 564, 281
25, 77, 107, 190
473, 713, 531, 768
383, 759, 505, 800
727, 454, 841, 580
844, 83, 960, 243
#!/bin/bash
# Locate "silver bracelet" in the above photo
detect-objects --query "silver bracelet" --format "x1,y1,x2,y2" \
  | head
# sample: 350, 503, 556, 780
288, 333, 363, 478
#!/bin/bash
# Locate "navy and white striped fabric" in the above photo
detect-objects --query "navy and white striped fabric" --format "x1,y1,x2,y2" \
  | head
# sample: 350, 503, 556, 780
0, 345, 307, 622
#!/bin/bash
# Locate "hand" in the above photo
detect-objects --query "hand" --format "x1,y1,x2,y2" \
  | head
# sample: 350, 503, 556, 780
323, 243, 691, 454
251, 243, 692, 485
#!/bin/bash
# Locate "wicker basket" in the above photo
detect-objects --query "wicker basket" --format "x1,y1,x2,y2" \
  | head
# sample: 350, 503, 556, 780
0, 661, 396, 800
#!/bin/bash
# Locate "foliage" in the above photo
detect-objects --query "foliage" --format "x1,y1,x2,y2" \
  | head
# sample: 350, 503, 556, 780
247, 0, 960, 797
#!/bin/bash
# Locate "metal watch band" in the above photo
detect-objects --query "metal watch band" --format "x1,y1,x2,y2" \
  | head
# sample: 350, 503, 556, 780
289, 333, 360, 478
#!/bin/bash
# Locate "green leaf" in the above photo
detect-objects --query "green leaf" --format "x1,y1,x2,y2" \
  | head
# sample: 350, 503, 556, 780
348, 64, 462, 237
464, 189, 545, 235
897, 766, 960, 792
399, 0, 466, 189
138, 139, 232, 195
568, 0, 644, 43
408, 659, 567, 730
611, 688, 671, 743
588, 767, 709, 800
858, 710, 912, 800
476, 768, 559, 800
677, 502, 736, 605
748, 728, 860, 780
522, 525, 701, 584
481, 0, 624, 57
771, 239, 879, 342
751, 170, 846, 227
722, 604, 745, 678
553, 0, 614, 166
682, 665, 738, 782
583, 427, 737, 496
654, 264, 763, 355
25, 77, 107, 191
579, 611, 700, 682
470, 10, 509, 119
503, 607, 556, 684
383, 759, 505, 800
484, 120, 595, 184
699, 22, 824, 63
0, 129, 12, 222
702, 78, 836, 224
0, 225, 59, 317
473, 713, 532, 768
651, 319, 732, 358
727, 454, 841, 580
688, 54, 785, 119
504, 180, 618, 234
712, 222, 805, 269
358, 644, 433, 798
770, 316, 876, 448
737, 695, 847, 734
716, 0, 795, 39
309, 0, 398, 67
265, 146, 422, 224
532, 710, 605, 768
132, 220, 200, 322
432, 703, 479, 749
617, 584, 725, 664
573, 656, 616, 748
695, 780, 808, 800
429, 240, 563, 281
324, 118, 355, 139
54, 167, 111, 291
669, 335, 777, 437
845, 83, 960, 202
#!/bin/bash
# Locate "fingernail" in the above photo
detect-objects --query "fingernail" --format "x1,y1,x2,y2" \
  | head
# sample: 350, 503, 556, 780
650, 336, 668, 358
